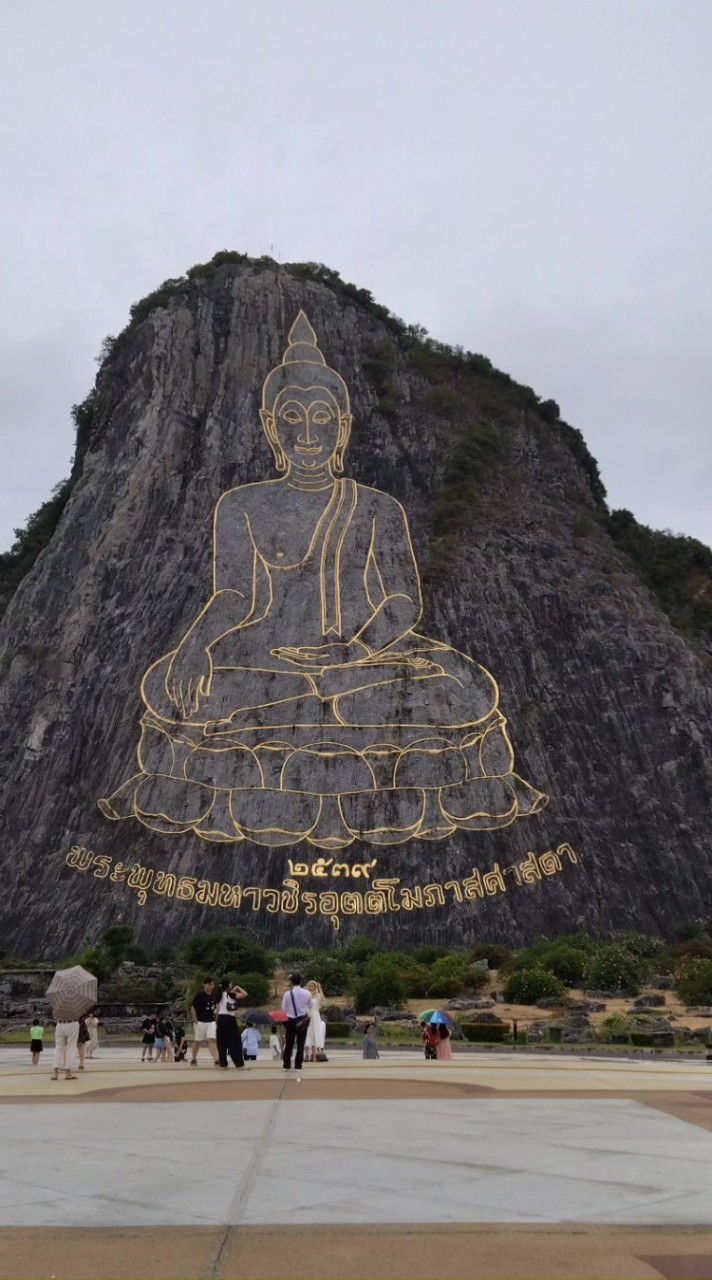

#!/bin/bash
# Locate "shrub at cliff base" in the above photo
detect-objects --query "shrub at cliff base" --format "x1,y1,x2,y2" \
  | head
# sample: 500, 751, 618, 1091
513, 943, 586, 986
177, 930, 274, 978
426, 953, 480, 999
468, 943, 514, 970
583, 943, 650, 995
352, 956, 407, 1013
676, 959, 712, 1006
427, 977, 465, 999
324, 1021, 351, 1039
503, 967, 566, 1004
460, 1023, 510, 1042
303, 952, 352, 996
598, 1012, 636, 1043
239, 972, 270, 1007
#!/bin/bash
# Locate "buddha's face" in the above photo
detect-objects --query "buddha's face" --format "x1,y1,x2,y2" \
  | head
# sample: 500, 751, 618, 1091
265, 385, 348, 470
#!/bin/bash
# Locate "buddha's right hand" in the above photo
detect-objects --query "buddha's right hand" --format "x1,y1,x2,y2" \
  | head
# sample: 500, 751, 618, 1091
165, 644, 213, 718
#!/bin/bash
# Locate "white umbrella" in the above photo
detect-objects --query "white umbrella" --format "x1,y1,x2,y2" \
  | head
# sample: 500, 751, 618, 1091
46, 965, 98, 1020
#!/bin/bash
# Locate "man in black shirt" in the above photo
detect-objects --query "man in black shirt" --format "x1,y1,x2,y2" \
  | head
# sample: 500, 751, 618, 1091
190, 978, 217, 1065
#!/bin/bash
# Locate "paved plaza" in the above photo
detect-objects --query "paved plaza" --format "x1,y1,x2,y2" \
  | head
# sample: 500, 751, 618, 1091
2, 1048, 712, 1278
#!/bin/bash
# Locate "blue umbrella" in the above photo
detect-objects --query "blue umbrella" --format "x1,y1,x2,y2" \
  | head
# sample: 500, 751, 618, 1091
429, 1010, 454, 1025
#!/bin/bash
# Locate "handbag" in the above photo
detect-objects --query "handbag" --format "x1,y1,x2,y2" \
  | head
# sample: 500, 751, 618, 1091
289, 989, 310, 1029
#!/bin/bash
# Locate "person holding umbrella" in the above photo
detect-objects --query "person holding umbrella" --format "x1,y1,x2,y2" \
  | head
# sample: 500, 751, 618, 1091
46, 965, 97, 1082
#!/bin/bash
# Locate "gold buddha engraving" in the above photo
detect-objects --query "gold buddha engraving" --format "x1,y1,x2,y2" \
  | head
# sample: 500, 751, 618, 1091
98, 312, 548, 849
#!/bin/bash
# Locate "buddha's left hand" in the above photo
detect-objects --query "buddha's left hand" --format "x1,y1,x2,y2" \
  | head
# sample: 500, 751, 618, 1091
272, 642, 369, 668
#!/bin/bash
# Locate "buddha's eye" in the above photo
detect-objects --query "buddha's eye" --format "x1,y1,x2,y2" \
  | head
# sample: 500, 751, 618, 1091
281, 410, 303, 425
312, 411, 333, 425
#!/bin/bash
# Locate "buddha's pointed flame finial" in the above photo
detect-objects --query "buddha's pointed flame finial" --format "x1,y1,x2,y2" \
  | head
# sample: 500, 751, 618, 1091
283, 309, 326, 366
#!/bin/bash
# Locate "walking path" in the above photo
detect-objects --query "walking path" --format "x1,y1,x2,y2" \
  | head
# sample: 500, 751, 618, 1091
2, 1047, 712, 1278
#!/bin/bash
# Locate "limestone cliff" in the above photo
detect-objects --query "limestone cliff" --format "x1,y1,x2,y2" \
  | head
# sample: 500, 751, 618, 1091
1, 256, 711, 956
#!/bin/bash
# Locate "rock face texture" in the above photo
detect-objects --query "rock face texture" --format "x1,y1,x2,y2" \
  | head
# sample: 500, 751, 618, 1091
1, 260, 711, 956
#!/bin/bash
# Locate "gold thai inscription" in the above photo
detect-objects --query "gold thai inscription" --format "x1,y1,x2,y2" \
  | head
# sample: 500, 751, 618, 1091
64, 843, 579, 929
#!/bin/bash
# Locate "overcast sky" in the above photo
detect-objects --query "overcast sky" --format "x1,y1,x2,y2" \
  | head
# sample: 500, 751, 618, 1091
1, 0, 710, 551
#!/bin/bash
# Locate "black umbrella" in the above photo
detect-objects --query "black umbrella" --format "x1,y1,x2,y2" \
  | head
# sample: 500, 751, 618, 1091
243, 1010, 273, 1025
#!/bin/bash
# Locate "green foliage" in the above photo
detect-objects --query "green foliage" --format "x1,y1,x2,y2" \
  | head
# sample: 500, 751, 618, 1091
239, 971, 270, 1006
341, 936, 381, 966
503, 967, 566, 1005
513, 941, 587, 986
607, 508, 712, 644
613, 931, 664, 960
424, 419, 506, 581
676, 959, 712, 1006
557, 421, 607, 507
424, 385, 459, 420
468, 943, 514, 969
427, 976, 465, 998
101, 925, 137, 959
410, 945, 451, 966
460, 1023, 510, 1042
630, 1031, 654, 1047
352, 956, 407, 1014
324, 1021, 351, 1039
177, 930, 274, 979
583, 944, 650, 994
597, 1012, 636, 1043
303, 952, 352, 996
72, 945, 114, 984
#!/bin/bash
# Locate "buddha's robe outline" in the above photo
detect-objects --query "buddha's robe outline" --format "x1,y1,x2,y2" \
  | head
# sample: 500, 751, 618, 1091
100, 474, 548, 848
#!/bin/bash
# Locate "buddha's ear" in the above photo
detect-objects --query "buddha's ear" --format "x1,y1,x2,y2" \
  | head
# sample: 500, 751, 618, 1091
260, 408, 286, 472
333, 414, 352, 474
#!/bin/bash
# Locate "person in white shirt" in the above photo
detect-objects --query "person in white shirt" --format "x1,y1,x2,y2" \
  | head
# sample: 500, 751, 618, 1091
269, 1027, 283, 1060
281, 973, 313, 1070
241, 1023, 261, 1061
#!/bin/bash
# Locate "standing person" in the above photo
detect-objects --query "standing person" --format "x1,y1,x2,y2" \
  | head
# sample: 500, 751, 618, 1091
173, 1022, 187, 1062
30, 1018, 44, 1066
216, 978, 247, 1069
190, 978, 218, 1065
51, 1018, 79, 1081
362, 1023, 380, 1060
269, 1025, 283, 1060
304, 980, 325, 1062
85, 1011, 99, 1058
159, 1015, 174, 1062
422, 1023, 438, 1060
281, 973, 312, 1072
436, 1023, 453, 1061
77, 1015, 90, 1070
241, 1022, 261, 1062
140, 1013, 157, 1062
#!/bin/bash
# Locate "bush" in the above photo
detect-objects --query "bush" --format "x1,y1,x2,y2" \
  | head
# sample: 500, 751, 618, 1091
324, 1022, 352, 1039
583, 944, 650, 995
468, 944, 514, 970
597, 1012, 635, 1043
676, 959, 712, 1006
630, 1031, 653, 1047
613, 932, 664, 960
177, 930, 274, 978
352, 957, 407, 1013
238, 972, 270, 1007
102, 925, 137, 960
341, 936, 381, 966
503, 968, 566, 1005
411, 945, 451, 966
460, 1023, 510, 1042
403, 963, 431, 998
427, 977, 465, 999
303, 952, 352, 996
540, 945, 586, 986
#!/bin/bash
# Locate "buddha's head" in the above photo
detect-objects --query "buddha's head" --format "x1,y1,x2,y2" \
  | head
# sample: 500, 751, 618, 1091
260, 311, 352, 474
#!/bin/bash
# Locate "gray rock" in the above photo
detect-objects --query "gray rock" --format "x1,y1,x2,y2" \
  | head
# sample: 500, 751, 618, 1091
569, 1000, 606, 1013
686, 1007, 712, 1016
634, 994, 666, 1008
0, 259, 711, 954
536, 997, 569, 1009
651, 975, 675, 990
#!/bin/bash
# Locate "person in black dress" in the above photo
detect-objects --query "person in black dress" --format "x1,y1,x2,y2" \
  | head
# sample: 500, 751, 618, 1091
216, 977, 247, 1069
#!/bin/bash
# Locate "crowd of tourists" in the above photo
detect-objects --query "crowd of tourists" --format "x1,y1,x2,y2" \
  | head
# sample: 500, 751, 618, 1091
33, 970, 455, 1076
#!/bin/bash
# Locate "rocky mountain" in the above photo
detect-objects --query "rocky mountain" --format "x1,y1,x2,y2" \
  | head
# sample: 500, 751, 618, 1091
1, 254, 711, 957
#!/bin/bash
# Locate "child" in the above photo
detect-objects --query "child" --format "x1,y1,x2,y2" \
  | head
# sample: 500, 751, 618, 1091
241, 1023, 261, 1061
30, 1018, 43, 1065
269, 1027, 282, 1060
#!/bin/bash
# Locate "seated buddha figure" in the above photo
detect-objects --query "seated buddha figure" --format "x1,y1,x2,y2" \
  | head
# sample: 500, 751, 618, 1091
99, 312, 548, 849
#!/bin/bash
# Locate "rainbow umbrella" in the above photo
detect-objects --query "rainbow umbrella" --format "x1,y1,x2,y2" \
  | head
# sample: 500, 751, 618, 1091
417, 1008, 454, 1024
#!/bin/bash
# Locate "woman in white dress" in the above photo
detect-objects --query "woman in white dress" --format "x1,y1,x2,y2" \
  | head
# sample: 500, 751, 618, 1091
305, 981, 325, 1062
